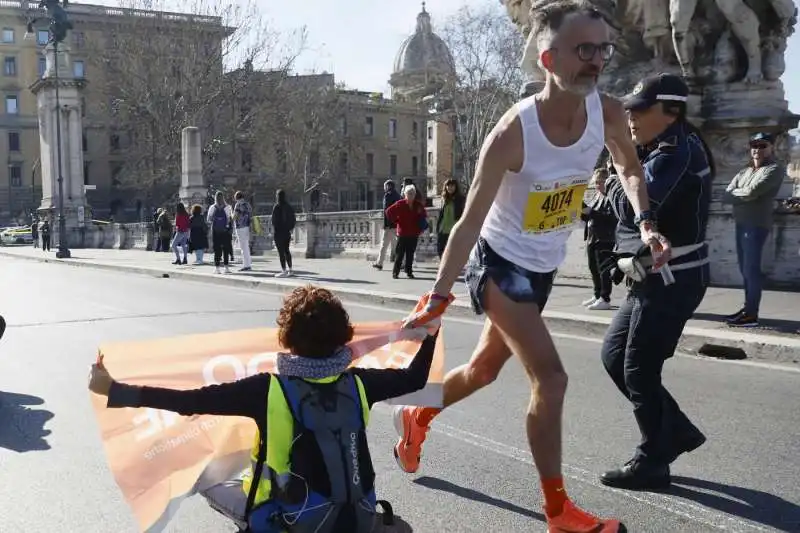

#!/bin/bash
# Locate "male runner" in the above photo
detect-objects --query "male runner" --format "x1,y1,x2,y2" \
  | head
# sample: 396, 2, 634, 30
392, 2, 671, 531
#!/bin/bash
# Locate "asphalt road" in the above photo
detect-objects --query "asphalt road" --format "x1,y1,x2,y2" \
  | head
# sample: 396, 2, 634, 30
1, 259, 798, 533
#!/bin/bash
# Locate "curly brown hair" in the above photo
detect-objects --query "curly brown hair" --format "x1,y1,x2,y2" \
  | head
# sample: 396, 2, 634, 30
276, 285, 354, 358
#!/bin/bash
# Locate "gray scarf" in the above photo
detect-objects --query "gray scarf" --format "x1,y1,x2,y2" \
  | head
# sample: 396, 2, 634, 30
276, 347, 353, 379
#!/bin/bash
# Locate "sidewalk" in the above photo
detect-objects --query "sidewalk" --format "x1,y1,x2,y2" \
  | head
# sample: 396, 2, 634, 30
2, 245, 798, 363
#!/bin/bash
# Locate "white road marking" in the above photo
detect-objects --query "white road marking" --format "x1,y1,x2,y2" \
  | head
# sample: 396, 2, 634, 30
373, 403, 773, 532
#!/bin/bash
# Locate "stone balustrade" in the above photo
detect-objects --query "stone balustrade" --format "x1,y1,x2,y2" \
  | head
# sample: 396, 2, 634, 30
51, 205, 800, 288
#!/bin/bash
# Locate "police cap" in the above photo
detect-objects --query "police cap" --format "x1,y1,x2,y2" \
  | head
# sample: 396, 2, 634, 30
749, 132, 774, 145
623, 73, 689, 111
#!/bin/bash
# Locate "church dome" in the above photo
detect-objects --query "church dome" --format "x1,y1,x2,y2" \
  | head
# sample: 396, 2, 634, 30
392, 3, 455, 76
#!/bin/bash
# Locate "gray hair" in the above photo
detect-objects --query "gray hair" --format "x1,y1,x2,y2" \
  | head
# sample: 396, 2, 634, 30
528, 0, 612, 69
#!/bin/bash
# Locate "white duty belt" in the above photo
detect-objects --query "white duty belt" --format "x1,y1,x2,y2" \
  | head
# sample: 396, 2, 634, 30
617, 242, 709, 285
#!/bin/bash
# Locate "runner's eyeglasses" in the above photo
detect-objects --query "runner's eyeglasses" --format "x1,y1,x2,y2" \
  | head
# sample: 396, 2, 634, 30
750, 143, 768, 150
574, 42, 615, 62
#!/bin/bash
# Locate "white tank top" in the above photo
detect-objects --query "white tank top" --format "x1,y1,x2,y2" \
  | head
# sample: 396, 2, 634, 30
480, 90, 605, 273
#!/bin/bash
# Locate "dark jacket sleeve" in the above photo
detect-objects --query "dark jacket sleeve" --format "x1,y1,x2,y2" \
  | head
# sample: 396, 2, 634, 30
352, 332, 439, 407
271, 204, 282, 233
106, 373, 271, 422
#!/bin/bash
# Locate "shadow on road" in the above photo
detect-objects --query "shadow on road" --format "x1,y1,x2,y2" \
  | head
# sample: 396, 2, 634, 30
233, 271, 379, 285
413, 476, 545, 522
0, 392, 54, 452
670, 475, 800, 531
690, 312, 799, 335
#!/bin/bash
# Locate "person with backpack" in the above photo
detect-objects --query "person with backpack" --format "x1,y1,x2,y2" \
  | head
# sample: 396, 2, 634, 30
88, 285, 436, 533
271, 189, 296, 278
207, 192, 234, 274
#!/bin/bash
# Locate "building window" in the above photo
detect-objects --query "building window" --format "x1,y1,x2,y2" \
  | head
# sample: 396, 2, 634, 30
364, 116, 373, 136
309, 150, 320, 174
84, 161, 90, 185
37, 30, 49, 46
412, 156, 418, 176
73, 60, 85, 78
9, 163, 21, 187
427, 126, 433, 140
5, 94, 18, 114
366, 153, 374, 175
412, 121, 418, 138
2, 29, 13, 43
81, 97, 86, 117
82, 130, 87, 152
389, 118, 397, 139
38, 57, 46, 77
389, 155, 397, 176
110, 133, 120, 151
4, 57, 16, 76
73, 31, 85, 49
338, 151, 349, 175
8, 131, 19, 151
427, 151, 433, 165
241, 148, 253, 172
339, 115, 347, 135
276, 147, 287, 173
111, 163, 122, 187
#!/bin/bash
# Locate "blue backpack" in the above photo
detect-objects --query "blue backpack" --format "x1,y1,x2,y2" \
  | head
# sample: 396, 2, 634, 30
245, 374, 379, 533
212, 205, 229, 231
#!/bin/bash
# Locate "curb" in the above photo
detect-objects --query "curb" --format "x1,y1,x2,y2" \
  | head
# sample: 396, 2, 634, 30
3, 250, 798, 365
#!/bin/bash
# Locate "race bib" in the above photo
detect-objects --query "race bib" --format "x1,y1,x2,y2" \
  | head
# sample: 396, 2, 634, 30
522, 177, 588, 234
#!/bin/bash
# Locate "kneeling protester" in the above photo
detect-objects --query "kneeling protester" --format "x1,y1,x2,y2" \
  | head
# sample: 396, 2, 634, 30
89, 285, 439, 532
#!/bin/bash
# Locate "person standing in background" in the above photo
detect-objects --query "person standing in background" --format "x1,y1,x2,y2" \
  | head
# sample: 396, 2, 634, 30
435, 179, 465, 258
271, 189, 296, 278
385, 184, 426, 280
373, 180, 402, 271
581, 160, 618, 310
39, 218, 50, 252
188, 204, 208, 265
233, 191, 253, 272
207, 192, 233, 274
171, 202, 190, 265
723, 132, 786, 327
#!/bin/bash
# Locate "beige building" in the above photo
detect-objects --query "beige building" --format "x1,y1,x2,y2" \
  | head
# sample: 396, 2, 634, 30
0, 0, 227, 222
219, 4, 458, 212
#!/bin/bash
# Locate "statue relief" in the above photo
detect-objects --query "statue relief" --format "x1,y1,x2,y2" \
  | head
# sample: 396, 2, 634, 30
505, 0, 797, 88
641, 0, 797, 83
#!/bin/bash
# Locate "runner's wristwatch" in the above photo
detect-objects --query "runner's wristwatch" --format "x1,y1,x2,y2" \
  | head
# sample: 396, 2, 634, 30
634, 210, 656, 228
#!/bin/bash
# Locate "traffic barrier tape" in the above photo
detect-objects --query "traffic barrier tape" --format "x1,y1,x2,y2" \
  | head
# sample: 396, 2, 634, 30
90, 322, 445, 532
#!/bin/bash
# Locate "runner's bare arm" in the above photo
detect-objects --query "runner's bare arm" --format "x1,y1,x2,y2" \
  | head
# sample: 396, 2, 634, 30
601, 95, 650, 217
431, 109, 523, 297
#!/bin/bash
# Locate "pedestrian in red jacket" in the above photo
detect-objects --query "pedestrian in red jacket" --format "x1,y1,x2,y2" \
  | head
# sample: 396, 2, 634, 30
385, 185, 427, 279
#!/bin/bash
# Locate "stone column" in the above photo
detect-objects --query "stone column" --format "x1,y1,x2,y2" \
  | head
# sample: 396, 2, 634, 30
29, 41, 88, 246
179, 127, 207, 208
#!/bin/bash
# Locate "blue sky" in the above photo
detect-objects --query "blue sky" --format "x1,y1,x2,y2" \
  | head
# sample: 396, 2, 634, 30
266, 0, 800, 116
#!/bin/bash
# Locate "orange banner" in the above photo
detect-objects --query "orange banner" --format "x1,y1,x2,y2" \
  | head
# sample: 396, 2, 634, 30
91, 322, 445, 533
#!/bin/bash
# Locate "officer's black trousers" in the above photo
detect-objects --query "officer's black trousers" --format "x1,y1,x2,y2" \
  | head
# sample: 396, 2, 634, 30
601, 269, 707, 464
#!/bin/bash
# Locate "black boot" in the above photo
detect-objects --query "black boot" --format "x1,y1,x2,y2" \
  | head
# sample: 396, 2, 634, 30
600, 459, 671, 490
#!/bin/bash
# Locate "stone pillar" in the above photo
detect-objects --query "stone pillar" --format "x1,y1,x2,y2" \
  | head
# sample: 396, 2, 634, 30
29, 41, 88, 246
179, 127, 207, 208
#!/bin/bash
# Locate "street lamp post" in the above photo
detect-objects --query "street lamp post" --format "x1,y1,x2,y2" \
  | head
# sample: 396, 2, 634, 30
27, 0, 73, 258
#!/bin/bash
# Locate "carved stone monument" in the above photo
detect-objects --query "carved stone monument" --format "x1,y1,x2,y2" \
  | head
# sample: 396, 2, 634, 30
179, 127, 207, 208
30, 40, 88, 247
504, 0, 800, 286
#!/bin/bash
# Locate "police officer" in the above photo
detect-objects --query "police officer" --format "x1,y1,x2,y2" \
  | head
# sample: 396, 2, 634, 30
598, 73, 715, 490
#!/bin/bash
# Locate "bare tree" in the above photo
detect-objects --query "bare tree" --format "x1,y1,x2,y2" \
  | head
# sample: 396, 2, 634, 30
438, 4, 524, 185
233, 72, 363, 210
86, 0, 306, 203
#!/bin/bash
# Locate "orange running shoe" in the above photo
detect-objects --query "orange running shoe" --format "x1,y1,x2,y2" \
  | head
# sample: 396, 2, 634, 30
546, 501, 625, 533
392, 405, 431, 473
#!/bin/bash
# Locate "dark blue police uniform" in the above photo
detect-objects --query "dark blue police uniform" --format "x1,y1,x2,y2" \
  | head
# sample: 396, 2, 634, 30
599, 74, 713, 490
